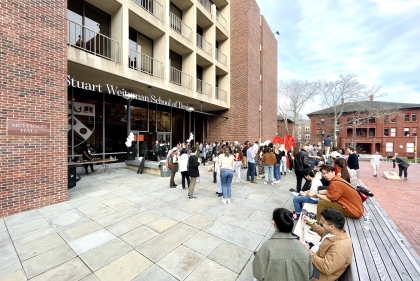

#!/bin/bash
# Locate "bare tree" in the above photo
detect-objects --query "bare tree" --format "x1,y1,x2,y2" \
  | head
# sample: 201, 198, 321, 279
317, 74, 383, 147
277, 80, 320, 142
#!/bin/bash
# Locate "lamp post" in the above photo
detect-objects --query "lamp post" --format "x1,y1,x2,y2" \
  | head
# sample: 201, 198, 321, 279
123, 93, 136, 136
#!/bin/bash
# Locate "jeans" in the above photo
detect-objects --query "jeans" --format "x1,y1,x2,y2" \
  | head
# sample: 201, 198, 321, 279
295, 169, 306, 192
235, 161, 242, 179
220, 168, 233, 199
293, 196, 319, 214
398, 165, 408, 178
216, 172, 222, 193
247, 162, 255, 181
264, 165, 274, 182
274, 163, 281, 180
181, 171, 190, 189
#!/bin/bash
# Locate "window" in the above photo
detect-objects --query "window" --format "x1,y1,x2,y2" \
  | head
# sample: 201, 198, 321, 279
391, 117, 396, 123
390, 128, 396, 137
347, 117, 353, 124
384, 128, 389, 136
321, 119, 325, 125
386, 142, 393, 152
368, 117, 375, 124
305, 126, 310, 132
404, 128, 410, 136
407, 143, 414, 153
305, 134, 310, 140
412, 114, 417, 122
330, 119, 338, 125
384, 115, 389, 123
405, 114, 410, 122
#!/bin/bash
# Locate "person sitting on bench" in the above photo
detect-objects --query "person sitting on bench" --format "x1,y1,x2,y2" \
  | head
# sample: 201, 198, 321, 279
300, 208, 352, 281
293, 168, 323, 218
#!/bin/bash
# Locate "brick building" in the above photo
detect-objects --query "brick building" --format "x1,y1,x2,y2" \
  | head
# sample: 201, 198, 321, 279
0, 0, 277, 216
307, 101, 420, 157
277, 116, 294, 137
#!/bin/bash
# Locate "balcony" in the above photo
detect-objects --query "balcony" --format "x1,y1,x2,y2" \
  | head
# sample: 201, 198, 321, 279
196, 79, 212, 96
216, 87, 227, 101
196, 34, 212, 56
216, 10, 227, 31
132, 0, 164, 21
197, 0, 212, 15
216, 48, 227, 66
129, 49, 164, 79
67, 19, 119, 62
170, 66, 192, 89
169, 12, 192, 42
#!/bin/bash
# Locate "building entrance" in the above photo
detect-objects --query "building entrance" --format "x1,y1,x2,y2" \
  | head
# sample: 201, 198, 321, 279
157, 132, 172, 148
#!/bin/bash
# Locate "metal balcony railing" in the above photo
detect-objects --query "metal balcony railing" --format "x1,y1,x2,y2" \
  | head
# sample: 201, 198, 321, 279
129, 49, 163, 79
196, 34, 212, 56
169, 12, 192, 41
197, 0, 212, 14
170, 67, 192, 89
216, 10, 227, 31
67, 19, 120, 62
216, 48, 227, 66
132, 0, 164, 21
216, 87, 227, 101
196, 79, 212, 96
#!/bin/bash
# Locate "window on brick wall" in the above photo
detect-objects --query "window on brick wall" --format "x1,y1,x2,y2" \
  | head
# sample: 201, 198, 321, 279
412, 114, 417, 122
384, 115, 389, 123
404, 128, 410, 136
368, 117, 375, 123
384, 128, 389, 136
386, 142, 393, 152
347, 117, 353, 124
390, 128, 396, 137
407, 142, 414, 153
405, 114, 410, 122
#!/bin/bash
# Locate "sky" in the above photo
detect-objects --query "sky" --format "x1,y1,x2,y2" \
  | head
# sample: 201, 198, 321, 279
255, 0, 420, 108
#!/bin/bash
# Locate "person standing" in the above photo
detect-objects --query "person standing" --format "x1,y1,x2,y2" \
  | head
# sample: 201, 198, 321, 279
247, 145, 257, 183
214, 148, 223, 197
187, 147, 199, 199
323, 135, 332, 159
158, 140, 168, 161
273, 144, 282, 183
262, 147, 276, 185
178, 148, 190, 189
201, 142, 207, 166
219, 148, 235, 203
287, 146, 295, 173
294, 146, 310, 192
82, 142, 96, 174
390, 154, 410, 180
242, 141, 249, 169
212, 141, 219, 183
233, 145, 243, 182
370, 151, 383, 177
152, 141, 159, 161
346, 147, 360, 178
169, 147, 179, 188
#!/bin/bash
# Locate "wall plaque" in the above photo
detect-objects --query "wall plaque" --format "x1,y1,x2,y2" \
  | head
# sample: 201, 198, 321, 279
7, 120, 51, 136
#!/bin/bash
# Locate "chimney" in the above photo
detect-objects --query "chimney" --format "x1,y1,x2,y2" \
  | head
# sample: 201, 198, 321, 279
369, 95, 374, 101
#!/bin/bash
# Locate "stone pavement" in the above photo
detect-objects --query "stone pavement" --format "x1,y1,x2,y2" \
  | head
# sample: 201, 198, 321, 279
359, 160, 420, 256
0, 165, 296, 281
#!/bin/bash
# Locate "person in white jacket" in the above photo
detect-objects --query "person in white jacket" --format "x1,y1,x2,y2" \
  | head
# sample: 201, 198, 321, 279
178, 148, 190, 189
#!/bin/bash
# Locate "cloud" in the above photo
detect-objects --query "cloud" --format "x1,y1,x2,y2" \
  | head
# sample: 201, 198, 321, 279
255, 0, 420, 104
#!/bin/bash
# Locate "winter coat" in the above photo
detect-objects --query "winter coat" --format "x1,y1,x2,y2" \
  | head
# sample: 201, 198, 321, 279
188, 155, 200, 177
178, 154, 189, 172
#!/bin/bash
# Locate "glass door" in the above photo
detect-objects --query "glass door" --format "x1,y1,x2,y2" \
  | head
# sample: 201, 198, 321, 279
157, 133, 172, 150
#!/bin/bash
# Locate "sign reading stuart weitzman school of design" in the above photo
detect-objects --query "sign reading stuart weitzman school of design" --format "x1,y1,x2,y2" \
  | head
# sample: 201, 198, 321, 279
7, 120, 51, 136
67, 76, 193, 110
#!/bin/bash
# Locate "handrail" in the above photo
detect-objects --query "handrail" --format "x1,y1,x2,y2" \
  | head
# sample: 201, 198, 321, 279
216, 87, 227, 101
216, 48, 227, 66
170, 66, 192, 89
129, 49, 164, 79
216, 10, 227, 31
169, 12, 192, 41
67, 19, 120, 62
132, 0, 164, 21
196, 79, 212, 96
196, 34, 212, 56
197, 0, 212, 15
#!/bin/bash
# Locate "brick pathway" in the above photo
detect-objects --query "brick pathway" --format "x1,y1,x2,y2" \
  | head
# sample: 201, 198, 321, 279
359, 160, 420, 256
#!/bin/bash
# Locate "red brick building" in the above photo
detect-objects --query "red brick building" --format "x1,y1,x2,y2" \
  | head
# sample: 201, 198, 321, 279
307, 101, 420, 158
208, 0, 278, 143
277, 117, 294, 137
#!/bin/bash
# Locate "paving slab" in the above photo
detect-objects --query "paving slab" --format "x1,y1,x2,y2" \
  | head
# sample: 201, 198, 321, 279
38, 202, 75, 218
79, 238, 132, 271
77, 202, 117, 221
21, 244, 77, 279
45, 209, 90, 233
182, 214, 214, 230
94, 205, 147, 227
239, 217, 272, 236
132, 264, 177, 281
236, 255, 255, 281
204, 221, 263, 251
157, 245, 205, 280
4, 210, 43, 228
0, 232, 22, 279
218, 212, 248, 227
154, 205, 194, 221
184, 258, 237, 281
106, 219, 141, 237
94, 250, 153, 281
0, 219, 6, 233
249, 209, 272, 222
131, 210, 163, 224
181, 202, 209, 213
80, 273, 101, 281
183, 231, 223, 257
146, 216, 179, 233
240, 199, 279, 213
58, 220, 102, 242
136, 223, 198, 262
0, 269, 26, 281
100, 197, 136, 211
29, 257, 91, 281
7, 218, 50, 238
16, 233, 66, 261
120, 226, 158, 248
226, 204, 256, 217
199, 202, 234, 219
208, 241, 253, 273
67, 193, 116, 209
11, 225, 56, 248
68, 229, 115, 255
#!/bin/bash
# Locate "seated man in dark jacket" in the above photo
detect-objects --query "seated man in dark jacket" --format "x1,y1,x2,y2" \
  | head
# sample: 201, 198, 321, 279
294, 146, 310, 192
